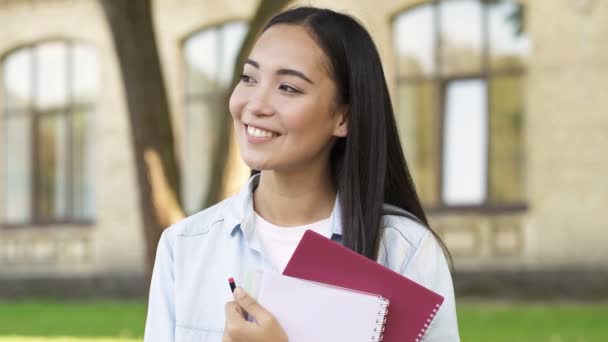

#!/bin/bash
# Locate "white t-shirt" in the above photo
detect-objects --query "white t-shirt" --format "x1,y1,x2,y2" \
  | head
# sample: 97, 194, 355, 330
254, 212, 332, 272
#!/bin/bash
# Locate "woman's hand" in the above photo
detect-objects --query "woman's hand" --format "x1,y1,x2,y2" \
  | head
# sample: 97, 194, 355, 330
223, 287, 288, 342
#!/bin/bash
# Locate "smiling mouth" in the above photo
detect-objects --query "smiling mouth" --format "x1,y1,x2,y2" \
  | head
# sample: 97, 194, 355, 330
245, 124, 281, 138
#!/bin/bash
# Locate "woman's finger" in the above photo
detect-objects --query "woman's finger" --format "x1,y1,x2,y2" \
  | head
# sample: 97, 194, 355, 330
233, 287, 273, 324
224, 300, 247, 341
226, 302, 245, 328
225, 301, 246, 324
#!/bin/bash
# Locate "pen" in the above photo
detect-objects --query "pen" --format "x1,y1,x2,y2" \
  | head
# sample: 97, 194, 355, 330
228, 277, 236, 293
229, 276, 250, 320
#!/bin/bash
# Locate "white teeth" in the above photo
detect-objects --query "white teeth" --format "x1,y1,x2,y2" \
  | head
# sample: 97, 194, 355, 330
247, 125, 277, 138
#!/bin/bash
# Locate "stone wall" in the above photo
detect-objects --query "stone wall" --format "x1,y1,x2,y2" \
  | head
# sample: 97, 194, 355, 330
526, 0, 608, 266
0, 0, 145, 280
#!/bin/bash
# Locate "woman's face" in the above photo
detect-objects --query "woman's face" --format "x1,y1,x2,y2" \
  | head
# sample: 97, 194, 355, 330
229, 24, 347, 173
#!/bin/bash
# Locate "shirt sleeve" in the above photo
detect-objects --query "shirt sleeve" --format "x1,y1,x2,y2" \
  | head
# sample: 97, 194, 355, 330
144, 227, 176, 342
401, 231, 460, 341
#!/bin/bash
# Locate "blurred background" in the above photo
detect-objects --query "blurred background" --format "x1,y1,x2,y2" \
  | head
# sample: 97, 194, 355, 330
0, 0, 606, 341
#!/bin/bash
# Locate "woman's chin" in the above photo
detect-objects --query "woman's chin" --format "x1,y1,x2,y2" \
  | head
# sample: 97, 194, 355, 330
242, 157, 271, 171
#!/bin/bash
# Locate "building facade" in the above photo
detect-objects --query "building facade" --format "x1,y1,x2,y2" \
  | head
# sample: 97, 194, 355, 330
0, 0, 607, 297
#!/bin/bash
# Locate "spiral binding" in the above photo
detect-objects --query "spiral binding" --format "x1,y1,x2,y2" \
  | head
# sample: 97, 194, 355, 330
371, 297, 390, 341
414, 303, 441, 342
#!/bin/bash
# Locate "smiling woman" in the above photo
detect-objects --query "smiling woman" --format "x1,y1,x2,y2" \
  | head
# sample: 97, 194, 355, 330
144, 6, 459, 342
229, 23, 347, 174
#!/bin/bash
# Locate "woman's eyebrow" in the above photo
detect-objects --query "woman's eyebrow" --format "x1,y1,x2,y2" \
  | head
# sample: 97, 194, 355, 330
245, 58, 314, 84
276, 69, 314, 84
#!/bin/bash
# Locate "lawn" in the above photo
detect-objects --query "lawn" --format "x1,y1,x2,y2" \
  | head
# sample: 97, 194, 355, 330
458, 301, 608, 341
0, 299, 144, 341
0, 299, 607, 341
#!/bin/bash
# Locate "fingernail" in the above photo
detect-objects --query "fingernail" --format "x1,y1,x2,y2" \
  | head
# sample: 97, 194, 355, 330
234, 287, 245, 299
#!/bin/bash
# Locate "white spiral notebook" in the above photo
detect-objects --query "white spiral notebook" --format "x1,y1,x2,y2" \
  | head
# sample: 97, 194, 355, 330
253, 271, 389, 342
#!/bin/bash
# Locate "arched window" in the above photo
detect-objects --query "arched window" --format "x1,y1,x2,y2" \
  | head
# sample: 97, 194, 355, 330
2, 41, 98, 225
182, 21, 247, 214
393, 0, 529, 210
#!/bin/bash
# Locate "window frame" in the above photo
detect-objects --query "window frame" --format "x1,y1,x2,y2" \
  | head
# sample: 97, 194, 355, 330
180, 20, 247, 215
393, 0, 528, 214
1, 40, 95, 228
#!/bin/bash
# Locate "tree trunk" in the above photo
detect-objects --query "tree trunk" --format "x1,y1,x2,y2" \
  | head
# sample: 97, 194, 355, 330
100, 0, 184, 283
202, 0, 292, 208
99, 0, 292, 286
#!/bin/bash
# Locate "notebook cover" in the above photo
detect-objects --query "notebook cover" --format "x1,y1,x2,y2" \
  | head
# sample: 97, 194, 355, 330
256, 271, 388, 341
283, 230, 444, 342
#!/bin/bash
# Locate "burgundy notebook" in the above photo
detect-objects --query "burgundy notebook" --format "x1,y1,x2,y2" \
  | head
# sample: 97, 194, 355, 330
283, 230, 444, 342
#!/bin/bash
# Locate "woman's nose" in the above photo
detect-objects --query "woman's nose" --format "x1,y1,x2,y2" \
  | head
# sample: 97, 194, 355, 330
245, 88, 275, 117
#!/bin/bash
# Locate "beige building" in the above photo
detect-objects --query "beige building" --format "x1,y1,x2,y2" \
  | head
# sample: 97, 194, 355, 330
0, 0, 606, 297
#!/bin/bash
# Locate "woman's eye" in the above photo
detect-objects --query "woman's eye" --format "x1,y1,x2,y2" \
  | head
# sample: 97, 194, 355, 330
240, 74, 255, 83
279, 84, 300, 93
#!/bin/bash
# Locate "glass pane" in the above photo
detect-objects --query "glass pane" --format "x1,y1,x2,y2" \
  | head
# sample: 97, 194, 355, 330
488, 1, 530, 70
3, 48, 32, 110
218, 22, 248, 87
36, 42, 68, 111
393, 5, 436, 77
181, 100, 220, 214
489, 76, 525, 203
442, 79, 487, 205
37, 112, 69, 220
4, 116, 32, 223
72, 109, 95, 219
439, 0, 483, 75
73, 45, 99, 104
185, 29, 220, 95
395, 81, 439, 205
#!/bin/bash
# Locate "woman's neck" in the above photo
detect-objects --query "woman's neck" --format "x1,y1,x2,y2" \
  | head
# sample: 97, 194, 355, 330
253, 167, 336, 227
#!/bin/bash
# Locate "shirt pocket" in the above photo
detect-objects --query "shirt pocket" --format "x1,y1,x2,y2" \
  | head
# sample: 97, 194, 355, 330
176, 324, 223, 342
175, 288, 229, 341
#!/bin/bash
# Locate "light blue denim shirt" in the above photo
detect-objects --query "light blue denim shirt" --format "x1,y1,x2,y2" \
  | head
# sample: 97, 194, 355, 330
144, 174, 460, 341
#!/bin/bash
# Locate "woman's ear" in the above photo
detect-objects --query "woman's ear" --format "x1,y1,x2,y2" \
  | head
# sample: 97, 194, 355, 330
333, 104, 349, 137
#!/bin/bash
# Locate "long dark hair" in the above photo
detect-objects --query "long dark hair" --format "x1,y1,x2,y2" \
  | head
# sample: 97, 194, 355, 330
252, 6, 451, 264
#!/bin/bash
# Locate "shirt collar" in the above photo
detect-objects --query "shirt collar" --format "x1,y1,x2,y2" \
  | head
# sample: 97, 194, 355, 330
224, 173, 343, 237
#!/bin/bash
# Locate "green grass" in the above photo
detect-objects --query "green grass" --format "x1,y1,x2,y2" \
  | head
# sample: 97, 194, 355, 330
458, 301, 608, 342
0, 299, 607, 341
0, 299, 145, 340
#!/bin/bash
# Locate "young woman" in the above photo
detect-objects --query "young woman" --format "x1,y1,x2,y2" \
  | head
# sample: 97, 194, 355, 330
144, 7, 459, 342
